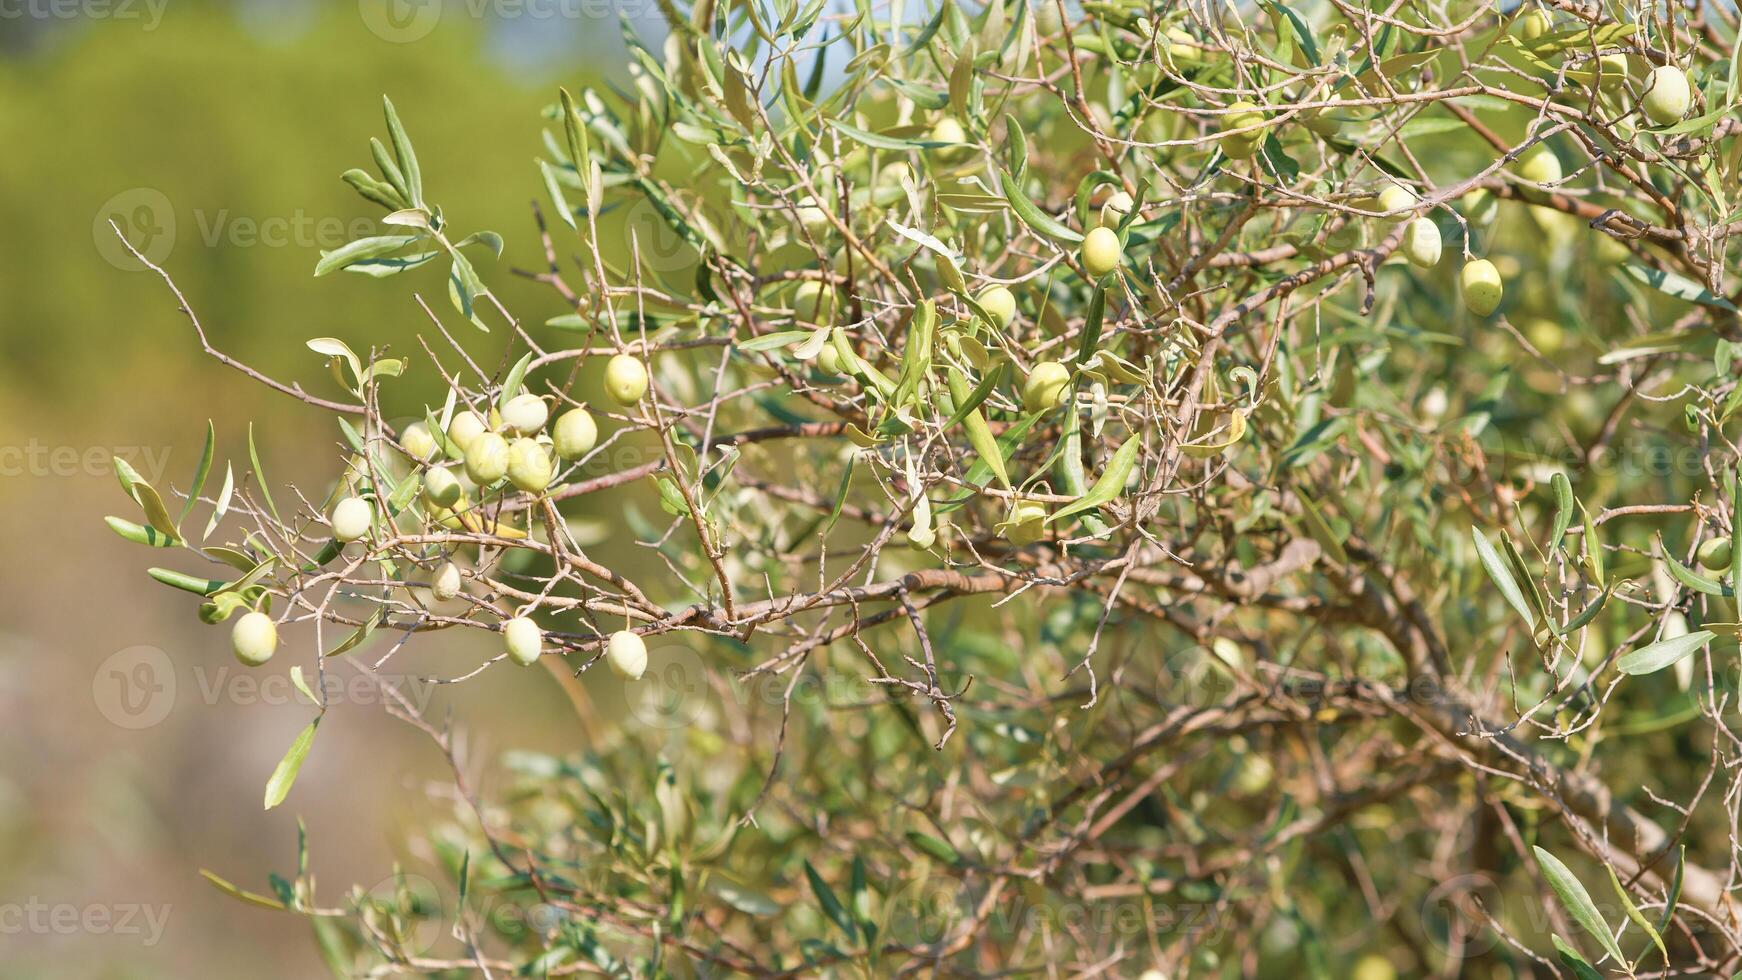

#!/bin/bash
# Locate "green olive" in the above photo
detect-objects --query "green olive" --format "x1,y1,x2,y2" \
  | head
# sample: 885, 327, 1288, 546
1080, 226, 1123, 279
1460, 259, 1504, 316
1516, 145, 1562, 185
603, 354, 650, 407
1698, 536, 1732, 570
607, 629, 648, 680
464, 431, 511, 485
1004, 500, 1048, 546
977, 285, 1017, 329
1641, 65, 1690, 126
231, 610, 278, 667
817, 344, 846, 377
506, 438, 554, 493
1401, 217, 1441, 268
552, 408, 598, 460
1023, 361, 1072, 413
1375, 184, 1416, 222
1099, 190, 1134, 228
431, 561, 464, 602
1517, 8, 1551, 39
795, 196, 832, 238
400, 422, 438, 462
503, 617, 543, 667
1220, 100, 1266, 159
792, 280, 840, 325
447, 410, 489, 454
331, 496, 373, 543
500, 393, 549, 435
423, 466, 463, 509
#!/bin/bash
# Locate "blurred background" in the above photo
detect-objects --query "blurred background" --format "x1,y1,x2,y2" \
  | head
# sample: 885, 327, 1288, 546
0, 2, 658, 975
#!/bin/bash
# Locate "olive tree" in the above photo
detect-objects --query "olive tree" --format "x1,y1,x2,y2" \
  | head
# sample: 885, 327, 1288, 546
106, 0, 1742, 975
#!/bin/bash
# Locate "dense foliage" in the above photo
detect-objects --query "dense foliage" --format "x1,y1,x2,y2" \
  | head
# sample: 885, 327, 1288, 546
107, 0, 1742, 975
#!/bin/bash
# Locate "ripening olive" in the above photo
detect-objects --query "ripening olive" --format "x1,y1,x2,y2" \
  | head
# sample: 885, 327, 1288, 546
1220, 101, 1266, 159
1401, 217, 1442, 268
1005, 500, 1048, 546
500, 393, 550, 435
465, 431, 511, 485
977, 285, 1017, 329
1517, 8, 1550, 39
607, 629, 648, 680
1641, 65, 1691, 126
400, 422, 438, 462
1516, 145, 1562, 185
1080, 226, 1123, 279
795, 197, 832, 238
1375, 184, 1416, 222
423, 466, 463, 509
447, 410, 489, 453
1100, 190, 1134, 227
817, 344, 846, 376
231, 610, 278, 667
603, 354, 650, 406
503, 617, 543, 667
1461, 259, 1504, 316
793, 280, 840, 325
1023, 361, 1072, 413
331, 496, 374, 543
506, 438, 554, 493
432, 561, 464, 601
552, 408, 598, 460
1698, 536, 1732, 570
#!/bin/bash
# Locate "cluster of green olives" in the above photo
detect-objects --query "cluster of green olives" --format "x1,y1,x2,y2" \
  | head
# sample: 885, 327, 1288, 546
229, 352, 657, 668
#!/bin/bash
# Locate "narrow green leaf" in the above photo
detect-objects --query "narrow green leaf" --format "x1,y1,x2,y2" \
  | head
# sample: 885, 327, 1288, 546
182, 420, 216, 524
248, 422, 283, 527
1605, 864, 1667, 962
264, 718, 321, 810
1472, 528, 1536, 630
1048, 434, 1140, 523
803, 860, 856, 940
382, 96, 423, 209
1549, 472, 1573, 555
998, 168, 1083, 243
1533, 847, 1626, 966
1618, 630, 1715, 675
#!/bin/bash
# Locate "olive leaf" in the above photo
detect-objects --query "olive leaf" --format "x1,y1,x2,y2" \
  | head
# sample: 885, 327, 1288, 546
1532, 847, 1627, 967
1617, 630, 1715, 676
1471, 528, 1535, 631
1048, 435, 1140, 523
265, 717, 321, 811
